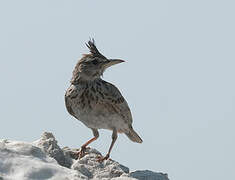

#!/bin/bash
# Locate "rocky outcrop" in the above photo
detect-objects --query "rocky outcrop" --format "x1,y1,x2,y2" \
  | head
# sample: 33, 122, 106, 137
0, 132, 169, 180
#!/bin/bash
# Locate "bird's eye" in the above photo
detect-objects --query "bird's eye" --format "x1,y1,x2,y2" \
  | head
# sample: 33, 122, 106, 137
92, 59, 99, 65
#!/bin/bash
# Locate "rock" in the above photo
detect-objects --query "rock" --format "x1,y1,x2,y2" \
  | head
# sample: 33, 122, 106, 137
130, 170, 169, 180
0, 139, 86, 180
33, 132, 72, 168
71, 147, 129, 179
0, 132, 169, 180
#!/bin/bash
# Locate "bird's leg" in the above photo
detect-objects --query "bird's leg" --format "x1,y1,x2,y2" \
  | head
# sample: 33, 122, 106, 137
78, 128, 99, 159
97, 128, 117, 162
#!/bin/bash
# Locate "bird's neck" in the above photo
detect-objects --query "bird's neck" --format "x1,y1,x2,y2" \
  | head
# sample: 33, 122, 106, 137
71, 75, 102, 85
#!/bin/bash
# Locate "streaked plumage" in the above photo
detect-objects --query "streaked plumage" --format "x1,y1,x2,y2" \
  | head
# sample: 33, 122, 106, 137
65, 39, 142, 161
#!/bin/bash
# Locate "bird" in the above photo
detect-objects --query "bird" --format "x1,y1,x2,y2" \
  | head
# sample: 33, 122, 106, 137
65, 39, 143, 162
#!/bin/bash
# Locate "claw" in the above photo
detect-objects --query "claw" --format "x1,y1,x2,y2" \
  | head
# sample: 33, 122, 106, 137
96, 154, 110, 162
77, 146, 87, 159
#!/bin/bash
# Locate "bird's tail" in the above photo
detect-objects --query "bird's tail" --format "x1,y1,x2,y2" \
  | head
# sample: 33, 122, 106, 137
125, 126, 143, 143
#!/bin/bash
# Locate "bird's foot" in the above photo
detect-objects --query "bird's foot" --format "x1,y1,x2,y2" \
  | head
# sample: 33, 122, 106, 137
77, 146, 88, 159
96, 153, 110, 162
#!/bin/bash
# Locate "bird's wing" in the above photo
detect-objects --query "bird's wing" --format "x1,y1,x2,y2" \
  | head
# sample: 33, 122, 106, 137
65, 95, 75, 117
98, 81, 133, 125
64, 84, 82, 118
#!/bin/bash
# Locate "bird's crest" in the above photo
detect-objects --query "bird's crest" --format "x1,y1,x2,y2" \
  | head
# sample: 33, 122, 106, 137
86, 39, 105, 58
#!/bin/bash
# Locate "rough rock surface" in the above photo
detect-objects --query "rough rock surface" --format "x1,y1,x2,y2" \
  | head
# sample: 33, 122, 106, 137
0, 132, 169, 180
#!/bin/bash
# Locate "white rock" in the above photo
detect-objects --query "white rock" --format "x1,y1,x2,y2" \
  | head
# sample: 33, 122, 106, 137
0, 132, 169, 180
33, 132, 72, 168
0, 139, 85, 180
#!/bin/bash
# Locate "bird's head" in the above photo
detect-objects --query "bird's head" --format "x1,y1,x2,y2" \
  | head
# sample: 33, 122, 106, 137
71, 39, 124, 83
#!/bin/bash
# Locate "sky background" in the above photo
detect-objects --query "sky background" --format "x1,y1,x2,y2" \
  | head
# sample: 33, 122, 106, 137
0, 1, 235, 180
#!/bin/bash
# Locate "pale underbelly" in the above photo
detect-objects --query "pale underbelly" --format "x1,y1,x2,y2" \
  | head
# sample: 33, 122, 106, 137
74, 110, 129, 132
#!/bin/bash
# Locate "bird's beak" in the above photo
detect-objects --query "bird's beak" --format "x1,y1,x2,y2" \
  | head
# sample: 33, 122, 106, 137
103, 59, 125, 69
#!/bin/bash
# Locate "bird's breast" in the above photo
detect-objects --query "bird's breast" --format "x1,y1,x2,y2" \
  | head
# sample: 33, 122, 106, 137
65, 81, 130, 131
66, 83, 103, 115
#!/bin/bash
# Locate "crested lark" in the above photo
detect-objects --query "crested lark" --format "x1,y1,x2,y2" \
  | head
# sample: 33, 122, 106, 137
65, 39, 142, 162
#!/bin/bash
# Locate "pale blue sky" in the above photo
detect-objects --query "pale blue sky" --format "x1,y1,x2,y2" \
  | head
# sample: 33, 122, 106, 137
0, 1, 235, 180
